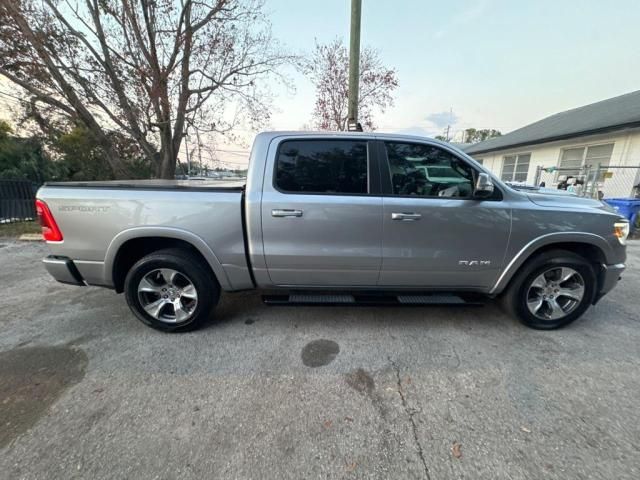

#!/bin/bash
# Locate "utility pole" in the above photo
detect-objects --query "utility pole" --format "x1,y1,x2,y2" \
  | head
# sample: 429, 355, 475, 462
444, 107, 453, 141
184, 128, 191, 177
347, 0, 362, 132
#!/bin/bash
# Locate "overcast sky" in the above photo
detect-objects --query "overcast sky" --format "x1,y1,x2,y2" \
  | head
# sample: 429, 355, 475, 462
2, 0, 640, 167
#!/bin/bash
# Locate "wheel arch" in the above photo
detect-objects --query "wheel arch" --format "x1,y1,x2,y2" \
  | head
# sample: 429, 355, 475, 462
492, 233, 612, 295
106, 227, 231, 293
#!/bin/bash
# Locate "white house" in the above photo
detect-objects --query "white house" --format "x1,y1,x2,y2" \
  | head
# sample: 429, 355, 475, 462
464, 90, 640, 198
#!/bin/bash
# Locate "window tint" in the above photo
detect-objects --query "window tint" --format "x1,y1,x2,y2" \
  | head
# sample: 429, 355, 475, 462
275, 140, 368, 194
385, 142, 475, 198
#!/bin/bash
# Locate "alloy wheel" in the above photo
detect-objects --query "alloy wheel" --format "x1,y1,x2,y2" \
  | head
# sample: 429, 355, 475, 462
526, 267, 585, 320
137, 268, 198, 323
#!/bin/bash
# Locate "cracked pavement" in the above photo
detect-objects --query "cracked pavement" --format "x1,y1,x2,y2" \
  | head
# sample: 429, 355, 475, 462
1, 241, 639, 479
390, 357, 432, 480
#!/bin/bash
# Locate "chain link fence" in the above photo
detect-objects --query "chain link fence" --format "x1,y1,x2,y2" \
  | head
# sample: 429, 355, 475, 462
534, 164, 640, 199
592, 165, 640, 199
0, 179, 37, 224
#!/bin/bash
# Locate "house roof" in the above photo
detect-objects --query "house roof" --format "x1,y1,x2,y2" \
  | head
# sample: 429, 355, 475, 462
465, 90, 640, 155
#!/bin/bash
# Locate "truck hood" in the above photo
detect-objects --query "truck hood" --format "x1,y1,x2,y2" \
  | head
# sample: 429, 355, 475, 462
526, 191, 616, 213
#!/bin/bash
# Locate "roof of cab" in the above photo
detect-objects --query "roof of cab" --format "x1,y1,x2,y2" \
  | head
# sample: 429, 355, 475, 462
255, 130, 454, 146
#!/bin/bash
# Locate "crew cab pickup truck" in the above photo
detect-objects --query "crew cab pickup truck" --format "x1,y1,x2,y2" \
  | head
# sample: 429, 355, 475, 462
36, 132, 629, 331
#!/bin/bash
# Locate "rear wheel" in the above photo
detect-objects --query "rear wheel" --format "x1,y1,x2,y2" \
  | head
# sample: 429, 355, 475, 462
501, 249, 597, 329
124, 248, 219, 332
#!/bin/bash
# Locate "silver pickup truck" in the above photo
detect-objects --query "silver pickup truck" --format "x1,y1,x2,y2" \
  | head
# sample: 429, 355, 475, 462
36, 131, 629, 332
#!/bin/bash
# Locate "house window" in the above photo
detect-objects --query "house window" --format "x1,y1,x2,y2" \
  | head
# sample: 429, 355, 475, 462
501, 154, 531, 182
559, 143, 614, 179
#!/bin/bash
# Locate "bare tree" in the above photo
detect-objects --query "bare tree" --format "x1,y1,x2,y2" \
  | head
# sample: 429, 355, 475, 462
0, 0, 291, 178
302, 39, 398, 131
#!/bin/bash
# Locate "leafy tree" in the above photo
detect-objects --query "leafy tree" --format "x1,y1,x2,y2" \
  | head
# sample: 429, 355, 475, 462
0, 120, 60, 182
0, 120, 152, 182
0, 1, 291, 178
53, 125, 152, 181
463, 128, 502, 143
0, 121, 9, 138
302, 39, 398, 131
434, 128, 501, 143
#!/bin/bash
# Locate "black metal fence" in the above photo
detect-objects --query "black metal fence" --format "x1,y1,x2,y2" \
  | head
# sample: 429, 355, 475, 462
0, 179, 37, 224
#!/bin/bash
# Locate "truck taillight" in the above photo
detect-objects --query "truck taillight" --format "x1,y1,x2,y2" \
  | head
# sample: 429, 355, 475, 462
35, 199, 63, 242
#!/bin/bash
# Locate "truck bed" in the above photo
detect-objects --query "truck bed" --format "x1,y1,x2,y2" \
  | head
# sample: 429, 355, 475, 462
37, 180, 253, 291
44, 179, 246, 191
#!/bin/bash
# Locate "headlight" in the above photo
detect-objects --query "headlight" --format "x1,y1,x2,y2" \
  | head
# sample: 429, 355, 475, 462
614, 220, 630, 245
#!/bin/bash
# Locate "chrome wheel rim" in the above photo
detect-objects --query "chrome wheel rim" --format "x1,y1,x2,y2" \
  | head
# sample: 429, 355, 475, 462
526, 267, 585, 320
137, 268, 198, 324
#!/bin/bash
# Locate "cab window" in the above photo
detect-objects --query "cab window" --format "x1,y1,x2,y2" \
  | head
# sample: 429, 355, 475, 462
275, 140, 368, 194
385, 142, 474, 198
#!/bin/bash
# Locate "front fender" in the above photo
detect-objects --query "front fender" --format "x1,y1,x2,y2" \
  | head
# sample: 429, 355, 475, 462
104, 226, 232, 290
490, 232, 614, 294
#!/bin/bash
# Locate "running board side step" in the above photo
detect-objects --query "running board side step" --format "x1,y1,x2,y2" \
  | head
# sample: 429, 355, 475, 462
262, 292, 484, 306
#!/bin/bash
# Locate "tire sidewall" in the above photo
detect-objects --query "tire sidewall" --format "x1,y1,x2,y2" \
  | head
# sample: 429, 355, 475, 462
124, 252, 217, 332
512, 254, 596, 330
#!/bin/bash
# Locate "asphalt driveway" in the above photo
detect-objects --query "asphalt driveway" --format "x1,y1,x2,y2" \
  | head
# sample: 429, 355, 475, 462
1, 240, 639, 479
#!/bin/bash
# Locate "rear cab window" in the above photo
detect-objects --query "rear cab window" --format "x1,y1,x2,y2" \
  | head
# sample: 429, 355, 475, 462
275, 140, 369, 194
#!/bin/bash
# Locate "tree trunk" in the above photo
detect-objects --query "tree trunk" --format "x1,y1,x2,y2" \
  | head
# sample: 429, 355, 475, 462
156, 126, 177, 179
103, 141, 131, 179
157, 149, 176, 179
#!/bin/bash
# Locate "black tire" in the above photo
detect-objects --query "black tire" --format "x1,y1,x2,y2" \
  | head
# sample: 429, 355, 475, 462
124, 248, 220, 332
500, 249, 597, 330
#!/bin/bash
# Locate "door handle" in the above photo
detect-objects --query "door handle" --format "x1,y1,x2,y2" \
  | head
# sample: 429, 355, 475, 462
272, 209, 303, 218
392, 212, 421, 221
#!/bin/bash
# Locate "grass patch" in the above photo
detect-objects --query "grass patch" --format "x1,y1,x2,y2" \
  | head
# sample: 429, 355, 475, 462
0, 221, 41, 238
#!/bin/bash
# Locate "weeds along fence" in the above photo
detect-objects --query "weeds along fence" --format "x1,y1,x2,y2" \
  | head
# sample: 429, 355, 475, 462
0, 179, 37, 224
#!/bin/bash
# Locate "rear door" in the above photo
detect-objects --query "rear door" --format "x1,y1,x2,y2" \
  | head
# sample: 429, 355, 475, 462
260, 137, 383, 286
378, 140, 511, 289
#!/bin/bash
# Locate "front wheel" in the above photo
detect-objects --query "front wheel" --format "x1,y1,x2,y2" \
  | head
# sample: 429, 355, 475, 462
501, 250, 597, 329
124, 248, 220, 332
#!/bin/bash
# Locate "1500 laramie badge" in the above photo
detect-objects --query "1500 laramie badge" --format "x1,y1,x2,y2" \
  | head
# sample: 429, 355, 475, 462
35, 132, 628, 332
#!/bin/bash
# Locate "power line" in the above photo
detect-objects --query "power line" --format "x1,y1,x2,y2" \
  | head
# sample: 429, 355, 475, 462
0, 90, 28, 107
190, 151, 248, 166
0, 90, 253, 152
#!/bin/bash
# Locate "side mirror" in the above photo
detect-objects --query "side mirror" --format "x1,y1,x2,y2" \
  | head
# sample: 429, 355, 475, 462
474, 173, 494, 198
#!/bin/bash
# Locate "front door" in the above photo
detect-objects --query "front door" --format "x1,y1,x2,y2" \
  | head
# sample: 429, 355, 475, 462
261, 137, 383, 286
378, 140, 511, 289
